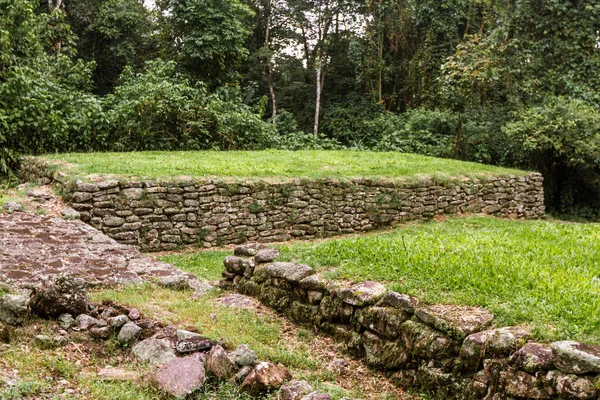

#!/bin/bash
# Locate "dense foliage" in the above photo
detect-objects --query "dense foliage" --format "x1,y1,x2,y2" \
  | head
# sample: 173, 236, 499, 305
1, 0, 599, 215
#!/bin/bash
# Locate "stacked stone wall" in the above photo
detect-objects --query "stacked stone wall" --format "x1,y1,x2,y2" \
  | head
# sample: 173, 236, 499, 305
221, 245, 600, 400
20, 157, 545, 251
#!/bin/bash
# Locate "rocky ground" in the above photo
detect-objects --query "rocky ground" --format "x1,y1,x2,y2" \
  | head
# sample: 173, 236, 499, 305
0, 184, 411, 399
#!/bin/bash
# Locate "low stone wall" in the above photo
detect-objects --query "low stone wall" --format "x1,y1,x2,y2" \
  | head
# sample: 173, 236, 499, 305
20, 157, 545, 251
221, 245, 600, 400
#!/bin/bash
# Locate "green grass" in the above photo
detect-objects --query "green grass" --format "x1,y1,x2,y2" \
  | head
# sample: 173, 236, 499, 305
157, 250, 230, 281
163, 217, 600, 344
43, 150, 529, 182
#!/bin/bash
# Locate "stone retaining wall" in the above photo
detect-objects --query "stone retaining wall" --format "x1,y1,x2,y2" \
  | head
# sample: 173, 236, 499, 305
221, 244, 600, 400
20, 157, 545, 251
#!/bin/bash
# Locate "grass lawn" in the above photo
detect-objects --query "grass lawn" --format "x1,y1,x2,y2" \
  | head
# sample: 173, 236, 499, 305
44, 150, 529, 181
161, 217, 600, 345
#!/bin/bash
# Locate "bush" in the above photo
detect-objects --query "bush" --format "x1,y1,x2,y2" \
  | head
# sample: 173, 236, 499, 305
370, 109, 457, 157
504, 97, 600, 212
320, 95, 384, 146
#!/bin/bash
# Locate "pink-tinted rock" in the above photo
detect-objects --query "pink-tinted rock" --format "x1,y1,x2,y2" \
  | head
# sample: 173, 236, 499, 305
240, 362, 291, 395
511, 343, 554, 372
154, 354, 206, 399
205, 345, 238, 379
280, 380, 313, 400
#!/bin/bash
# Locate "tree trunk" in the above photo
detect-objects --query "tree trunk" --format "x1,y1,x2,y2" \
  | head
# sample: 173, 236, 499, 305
313, 52, 323, 136
264, 5, 277, 123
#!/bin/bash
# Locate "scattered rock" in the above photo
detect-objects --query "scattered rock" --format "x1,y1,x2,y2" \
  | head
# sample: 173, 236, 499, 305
128, 308, 141, 320
75, 314, 100, 330
0, 294, 29, 325
158, 275, 190, 291
230, 344, 259, 367
235, 365, 253, 384
117, 322, 142, 344
551, 341, 600, 374
176, 329, 201, 340
108, 315, 130, 329
301, 394, 331, 400
154, 354, 206, 399
280, 380, 313, 400
205, 345, 239, 379
30, 275, 89, 318
136, 319, 155, 329
254, 248, 280, 263
176, 336, 217, 354
61, 208, 81, 220
52, 335, 68, 347
132, 338, 176, 365
97, 367, 138, 382
100, 307, 117, 320
90, 326, 112, 340
338, 281, 387, 306
3, 202, 23, 213
240, 362, 291, 395
217, 294, 258, 308
34, 334, 53, 347
58, 313, 75, 330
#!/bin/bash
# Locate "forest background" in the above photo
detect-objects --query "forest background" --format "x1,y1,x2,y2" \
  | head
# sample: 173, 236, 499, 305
1, 0, 599, 216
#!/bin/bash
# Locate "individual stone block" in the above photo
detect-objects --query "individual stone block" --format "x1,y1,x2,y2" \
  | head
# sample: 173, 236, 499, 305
154, 354, 206, 399
205, 345, 239, 379
415, 304, 494, 341
362, 330, 407, 369
261, 262, 315, 283
338, 281, 386, 306
355, 306, 410, 339
133, 338, 176, 365
30, 275, 89, 318
240, 362, 291, 395
0, 294, 29, 325
378, 290, 418, 314
500, 369, 551, 399
551, 341, 600, 374
254, 248, 280, 263
511, 343, 554, 372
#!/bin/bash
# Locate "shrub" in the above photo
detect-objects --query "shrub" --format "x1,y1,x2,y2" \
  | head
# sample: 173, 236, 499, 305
504, 97, 600, 212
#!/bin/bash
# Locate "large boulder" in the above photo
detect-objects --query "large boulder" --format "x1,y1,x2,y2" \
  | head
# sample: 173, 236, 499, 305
240, 362, 291, 395
154, 354, 206, 399
30, 275, 89, 318
0, 294, 29, 325
133, 338, 176, 365
117, 322, 142, 344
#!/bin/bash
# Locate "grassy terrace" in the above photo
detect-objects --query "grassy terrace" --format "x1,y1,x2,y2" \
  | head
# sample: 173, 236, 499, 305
160, 217, 600, 345
45, 150, 529, 181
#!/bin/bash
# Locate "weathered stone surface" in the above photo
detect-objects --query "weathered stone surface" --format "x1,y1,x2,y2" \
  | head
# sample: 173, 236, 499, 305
399, 319, 457, 360
235, 365, 253, 384
240, 362, 291, 395
339, 281, 386, 306
117, 322, 142, 344
76, 314, 100, 330
234, 243, 266, 257
205, 345, 239, 379
96, 367, 138, 381
260, 262, 315, 283
128, 308, 141, 320
254, 248, 280, 263
301, 394, 331, 400
3, 201, 23, 213
157, 275, 190, 290
378, 291, 418, 314
415, 304, 494, 341
30, 275, 89, 318
551, 341, 600, 374
224, 256, 246, 274
0, 294, 29, 325
362, 330, 407, 369
511, 343, 554, 372
298, 274, 329, 291
175, 336, 216, 354
176, 329, 201, 340
132, 338, 176, 365
460, 326, 530, 371
0, 213, 193, 288
90, 326, 112, 340
280, 380, 313, 400
108, 315, 130, 329
216, 293, 259, 308
355, 306, 410, 339
555, 373, 597, 399
230, 344, 259, 367
61, 207, 81, 220
58, 313, 75, 330
154, 354, 206, 399
501, 369, 550, 399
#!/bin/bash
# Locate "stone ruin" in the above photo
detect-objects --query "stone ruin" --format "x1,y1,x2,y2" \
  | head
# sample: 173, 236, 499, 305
221, 244, 600, 400
0, 275, 337, 399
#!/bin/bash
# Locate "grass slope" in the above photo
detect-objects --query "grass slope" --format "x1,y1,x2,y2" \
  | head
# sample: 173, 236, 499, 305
162, 217, 600, 344
45, 150, 529, 181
